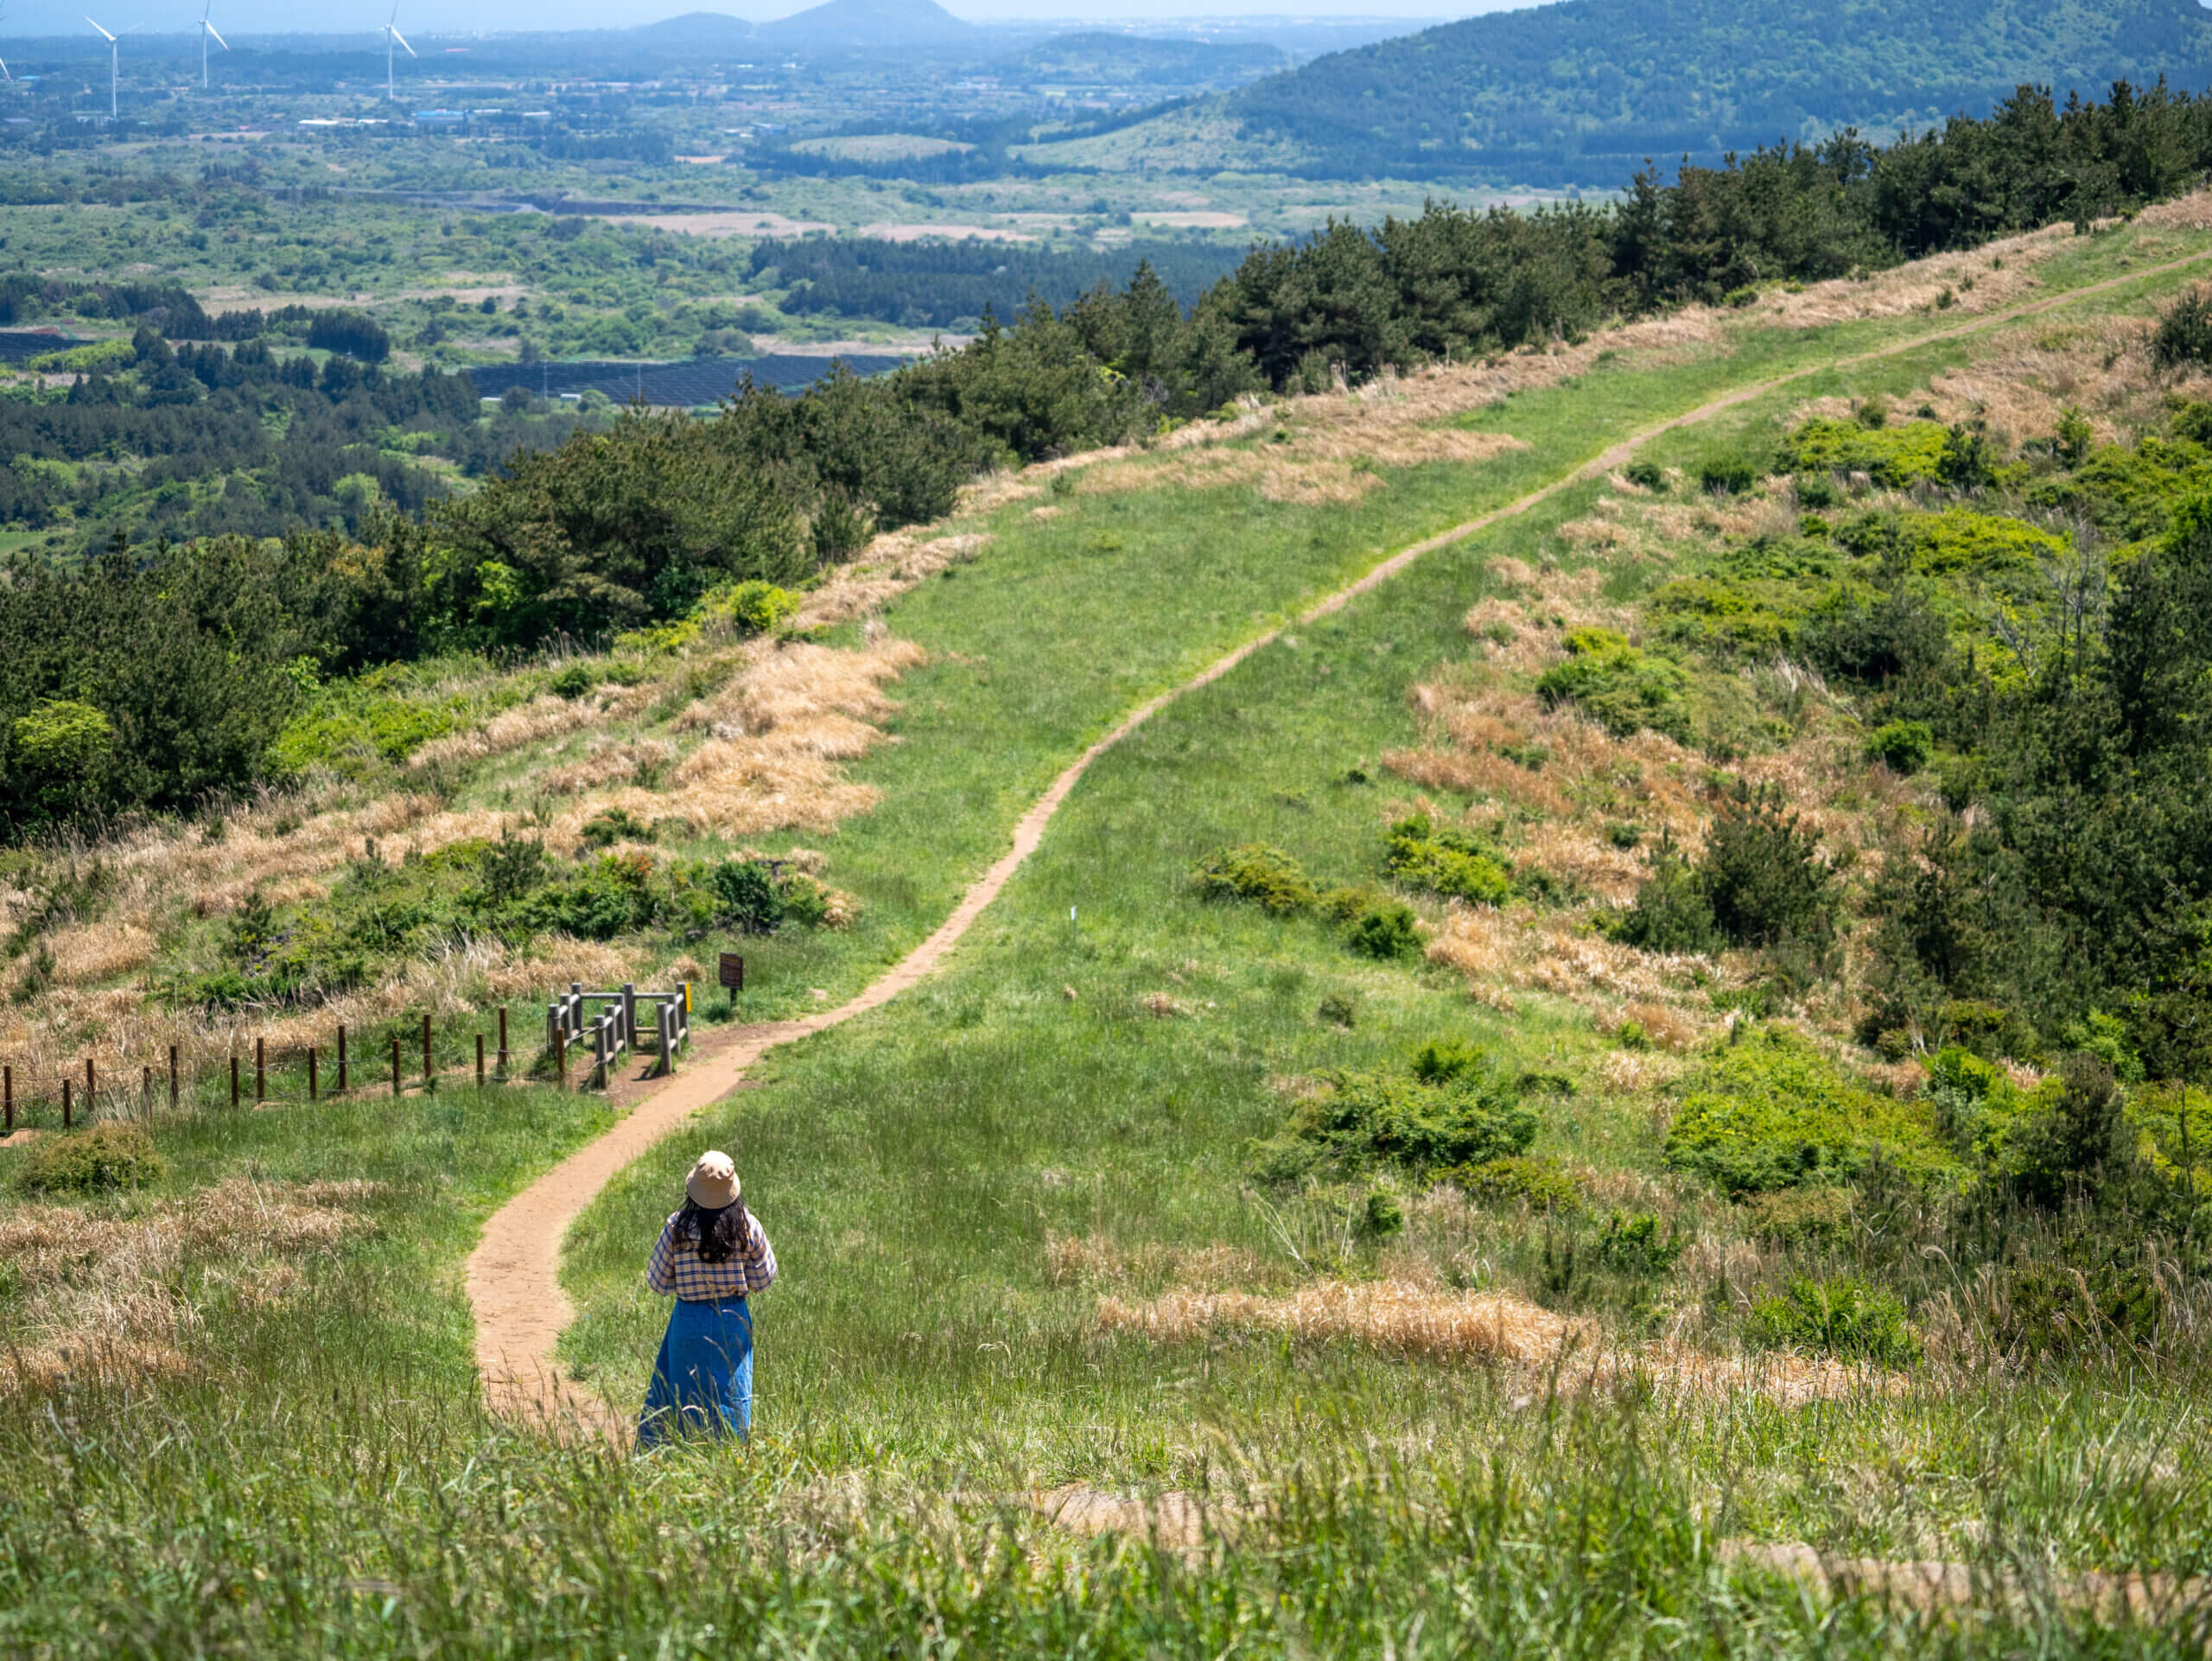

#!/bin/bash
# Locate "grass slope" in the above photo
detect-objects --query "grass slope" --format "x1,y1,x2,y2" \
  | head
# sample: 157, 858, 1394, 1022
5, 212, 2212, 1653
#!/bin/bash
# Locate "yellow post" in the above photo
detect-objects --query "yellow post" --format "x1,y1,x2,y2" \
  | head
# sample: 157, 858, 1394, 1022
682, 981, 690, 1013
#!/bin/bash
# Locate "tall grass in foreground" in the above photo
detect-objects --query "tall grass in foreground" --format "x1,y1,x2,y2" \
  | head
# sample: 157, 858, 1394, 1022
2, 1364, 2209, 1658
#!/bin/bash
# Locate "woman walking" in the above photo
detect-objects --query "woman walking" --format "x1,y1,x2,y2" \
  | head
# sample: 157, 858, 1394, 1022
639, 1150, 777, 1448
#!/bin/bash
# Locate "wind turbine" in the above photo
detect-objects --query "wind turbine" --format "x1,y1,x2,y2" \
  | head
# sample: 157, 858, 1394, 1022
379, 5, 415, 103
86, 15, 119, 120
195, 0, 227, 89
1, 4, 14, 82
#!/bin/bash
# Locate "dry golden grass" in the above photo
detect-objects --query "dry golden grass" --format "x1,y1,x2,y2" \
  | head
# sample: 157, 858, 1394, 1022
540, 738, 681, 797
0, 1177, 377, 1394
1074, 375, 1530, 506
1097, 1281, 1593, 1365
1096, 1279, 1905, 1404
47, 920, 157, 986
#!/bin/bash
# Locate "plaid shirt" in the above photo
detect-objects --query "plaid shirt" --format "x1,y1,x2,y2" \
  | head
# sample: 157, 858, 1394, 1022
646, 1208, 778, 1302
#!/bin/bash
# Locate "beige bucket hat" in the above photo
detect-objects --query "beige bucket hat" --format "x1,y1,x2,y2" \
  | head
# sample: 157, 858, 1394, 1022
685, 1150, 741, 1210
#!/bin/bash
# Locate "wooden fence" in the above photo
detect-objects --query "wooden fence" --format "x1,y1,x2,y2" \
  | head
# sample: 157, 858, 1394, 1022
0, 983, 692, 1136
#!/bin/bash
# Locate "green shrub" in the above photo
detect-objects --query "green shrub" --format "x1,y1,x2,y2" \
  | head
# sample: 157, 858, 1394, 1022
2152, 284, 2212, 370
1624, 460, 1668, 493
1384, 815, 1512, 907
1318, 884, 1380, 924
1594, 1211, 1683, 1275
1696, 453, 1757, 495
708, 859, 785, 935
779, 871, 833, 928
1345, 902, 1421, 960
1749, 1276, 1918, 1365
1998, 1260, 2163, 1357
579, 807, 655, 849
1195, 843, 1316, 913
16, 1123, 165, 1193
1254, 1060, 1539, 1181
1410, 1040, 1484, 1084
1665, 1025, 1960, 1194
1863, 719, 1934, 773
715, 580, 800, 636
1612, 836, 1720, 954
1795, 472, 1839, 508
1358, 1188, 1405, 1240
271, 692, 461, 776
1777, 417, 1949, 486
1644, 577, 1796, 660
1738, 1187, 1853, 1250
548, 663, 597, 700
2055, 404, 2094, 464
1698, 780, 1834, 957
1451, 1154, 1584, 1211
1534, 627, 1689, 741
1896, 508, 2066, 576
1316, 993, 1357, 1028
1855, 396, 1890, 430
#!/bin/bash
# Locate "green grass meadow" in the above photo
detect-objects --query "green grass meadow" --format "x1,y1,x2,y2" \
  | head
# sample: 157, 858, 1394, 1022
7, 219, 2212, 1655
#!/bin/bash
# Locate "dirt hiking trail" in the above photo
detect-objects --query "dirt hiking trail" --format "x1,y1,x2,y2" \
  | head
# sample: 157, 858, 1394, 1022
467, 245, 2212, 1435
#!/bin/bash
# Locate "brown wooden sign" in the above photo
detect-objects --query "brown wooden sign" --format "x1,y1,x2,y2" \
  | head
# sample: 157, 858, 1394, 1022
718, 952, 745, 991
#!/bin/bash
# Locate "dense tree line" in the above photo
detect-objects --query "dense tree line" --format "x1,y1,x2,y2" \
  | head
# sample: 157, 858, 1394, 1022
1224, 0, 2212, 181
757, 235, 1243, 328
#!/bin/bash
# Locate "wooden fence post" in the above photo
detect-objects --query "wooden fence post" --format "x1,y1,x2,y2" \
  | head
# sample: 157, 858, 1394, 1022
422, 1013, 434, 1091
555, 1025, 567, 1089
475, 1034, 486, 1090
168, 1045, 178, 1111
497, 1006, 509, 1077
255, 1037, 266, 1104
86, 1057, 96, 1117
308, 1047, 319, 1102
62, 1078, 72, 1129
141, 1064, 151, 1119
337, 1023, 348, 1093
3, 1064, 11, 1133
231, 1053, 240, 1108
391, 1034, 402, 1098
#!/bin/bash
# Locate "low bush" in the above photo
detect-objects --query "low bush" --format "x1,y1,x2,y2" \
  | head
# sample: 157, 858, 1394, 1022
715, 580, 799, 636
16, 1123, 166, 1193
1998, 1259, 2163, 1357
1749, 1275, 1919, 1365
1777, 417, 1949, 486
1251, 1058, 1538, 1182
1612, 836, 1720, 954
1194, 844, 1316, 914
1383, 815, 1512, 907
1863, 718, 1934, 773
1450, 1154, 1584, 1211
1345, 901, 1421, 960
1665, 1025, 1961, 1194
708, 858, 786, 935
1594, 1211, 1684, 1275
1738, 1186, 1853, 1250
1624, 460, 1668, 493
1698, 780, 1835, 958
2152, 283, 2212, 370
1696, 453, 1757, 495
1534, 627, 1690, 741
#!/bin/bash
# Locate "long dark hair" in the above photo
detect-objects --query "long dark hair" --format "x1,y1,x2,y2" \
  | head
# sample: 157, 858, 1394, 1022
675, 1195, 748, 1263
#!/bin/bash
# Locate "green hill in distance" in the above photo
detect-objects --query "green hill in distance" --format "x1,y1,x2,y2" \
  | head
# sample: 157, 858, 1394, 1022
1044, 0, 2212, 183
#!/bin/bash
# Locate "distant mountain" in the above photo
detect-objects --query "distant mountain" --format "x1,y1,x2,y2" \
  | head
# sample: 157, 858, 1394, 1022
637, 10, 756, 40
754, 0, 978, 48
1071, 0, 2212, 182
996, 31, 1288, 89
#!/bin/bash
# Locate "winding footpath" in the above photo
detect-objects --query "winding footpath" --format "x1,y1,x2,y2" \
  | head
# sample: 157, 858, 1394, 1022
467, 242, 2212, 1433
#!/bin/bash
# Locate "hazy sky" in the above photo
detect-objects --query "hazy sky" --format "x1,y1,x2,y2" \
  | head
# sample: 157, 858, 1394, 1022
2, 0, 1514, 42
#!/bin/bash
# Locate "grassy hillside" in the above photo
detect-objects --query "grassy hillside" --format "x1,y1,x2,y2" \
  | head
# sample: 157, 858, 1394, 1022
1045, 0, 2212, 181
5, 205, 2212, 1651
